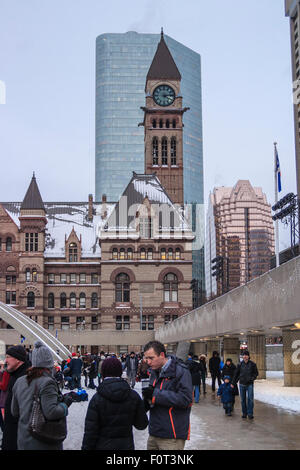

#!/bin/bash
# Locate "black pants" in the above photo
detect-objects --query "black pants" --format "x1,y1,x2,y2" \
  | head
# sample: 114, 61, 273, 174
211, 372, 221, 392
223, 402, 233, 414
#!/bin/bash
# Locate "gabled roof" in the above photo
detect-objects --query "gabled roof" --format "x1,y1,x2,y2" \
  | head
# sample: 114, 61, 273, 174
146, 31, 181, 82
103, 173, 191, 234
21, 173, 45, 211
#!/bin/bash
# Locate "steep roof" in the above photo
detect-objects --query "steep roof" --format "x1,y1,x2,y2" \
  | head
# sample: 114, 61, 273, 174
21, 173, 45, 211
146, 31, 181, 81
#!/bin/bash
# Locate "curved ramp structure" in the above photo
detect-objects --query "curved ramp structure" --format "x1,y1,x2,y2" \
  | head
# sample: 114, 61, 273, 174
0, 302, 71, 361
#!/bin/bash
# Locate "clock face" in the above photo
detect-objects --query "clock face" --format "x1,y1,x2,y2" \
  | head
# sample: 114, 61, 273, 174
153, 85, 175, 107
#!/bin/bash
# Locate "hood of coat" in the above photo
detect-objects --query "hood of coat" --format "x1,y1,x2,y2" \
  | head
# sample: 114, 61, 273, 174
97, 377, 131, 402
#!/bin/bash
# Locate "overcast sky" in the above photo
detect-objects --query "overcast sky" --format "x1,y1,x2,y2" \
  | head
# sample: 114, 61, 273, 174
0, 0, 296, 249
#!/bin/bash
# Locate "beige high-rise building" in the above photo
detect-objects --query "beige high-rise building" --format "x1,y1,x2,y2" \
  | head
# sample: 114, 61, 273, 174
285, 0, 300, 207
205, 180, 275, 298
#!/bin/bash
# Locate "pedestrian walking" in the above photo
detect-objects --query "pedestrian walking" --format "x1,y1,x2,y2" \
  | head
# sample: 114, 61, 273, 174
186, 354, 201, 403
136, 357, 151, 390
142, 340, 193, 451
217, 375, 234, 416
221, 358, 238, 409
69, 352, 83, 389
125, 352, 139, 389
0, 360, 10, 433
1, 345, 29, 450
209, 351, 222, 393
199, 354, 207, 394
11, 341, 73, 450
87, 356, 98, 389
231, 350, 258, 419
81, 357, 148, 450
97, 351, 106, 385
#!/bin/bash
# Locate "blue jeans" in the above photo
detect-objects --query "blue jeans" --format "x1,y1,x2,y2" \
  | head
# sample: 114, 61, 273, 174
239, 384, 254, 416
193, 385, 200, 403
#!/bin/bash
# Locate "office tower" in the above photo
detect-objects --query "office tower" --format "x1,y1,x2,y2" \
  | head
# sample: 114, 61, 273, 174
285, 0, 300, 205
95, 31, 205, 288
205, 180, 275, 298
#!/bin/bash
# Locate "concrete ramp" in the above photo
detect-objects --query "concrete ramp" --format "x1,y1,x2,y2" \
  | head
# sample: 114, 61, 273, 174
0, 302, 71, 361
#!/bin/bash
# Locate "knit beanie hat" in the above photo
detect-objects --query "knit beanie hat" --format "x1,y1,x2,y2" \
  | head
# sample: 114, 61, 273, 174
101, 357, 122, 378
32, 341, 54, 369
6, 345, 27, 362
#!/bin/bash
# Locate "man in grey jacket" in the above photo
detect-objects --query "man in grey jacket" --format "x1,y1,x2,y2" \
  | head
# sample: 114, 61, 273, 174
125, 352, 139, 389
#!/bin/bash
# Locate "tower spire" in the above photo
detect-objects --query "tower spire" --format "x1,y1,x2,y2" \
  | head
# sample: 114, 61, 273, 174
161, 27, 164, 40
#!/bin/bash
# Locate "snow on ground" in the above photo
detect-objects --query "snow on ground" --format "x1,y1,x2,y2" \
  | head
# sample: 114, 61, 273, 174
255, 371, 300, 413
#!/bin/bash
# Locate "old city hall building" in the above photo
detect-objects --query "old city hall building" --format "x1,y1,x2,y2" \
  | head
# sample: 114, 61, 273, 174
0, 33, 194, 353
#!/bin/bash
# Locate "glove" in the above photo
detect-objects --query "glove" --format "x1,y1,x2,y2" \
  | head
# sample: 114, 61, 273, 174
62, 393, 73, 407
142, 385, 154, 401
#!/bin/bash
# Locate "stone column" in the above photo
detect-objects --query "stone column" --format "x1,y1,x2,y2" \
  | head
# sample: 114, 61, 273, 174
283, 329, 300, 386
247, 335, 266, 379
192, 342, 207, 357
176, 341, 191, 361
223, 337, 240, 366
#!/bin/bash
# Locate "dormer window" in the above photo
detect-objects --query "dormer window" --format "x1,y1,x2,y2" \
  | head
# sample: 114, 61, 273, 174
69, 243, 78, 262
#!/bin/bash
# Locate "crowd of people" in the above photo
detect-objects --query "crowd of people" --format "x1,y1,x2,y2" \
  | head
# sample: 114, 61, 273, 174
0, 341, 259, 451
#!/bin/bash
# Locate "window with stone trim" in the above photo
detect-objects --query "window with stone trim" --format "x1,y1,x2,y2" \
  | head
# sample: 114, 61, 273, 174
79, 292, 86, 308
47, 316, 54, 331
25, 233, 38, 252
27, 291, 35, 308
48, 293, 55, 309
6, 291, 16, 305
69, 243, 78, 262
162, 137, 168, 165
6, 237, 12, 252
142, 315, 154, 330
91, 292, 98, 308
127, 248, 133, 260
116, 315, 130, 330
60, 293, 67, 309
61, 316, 69, 330
70, 292, 76, 308
115, 273, 130, 303
112, 248, 118, 260
171, 137, 177, 165
163, 273, 178, 302
152, 137, 159, 165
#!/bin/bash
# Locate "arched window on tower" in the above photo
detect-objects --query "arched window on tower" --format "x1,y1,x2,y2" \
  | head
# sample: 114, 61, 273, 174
172, 119, 176, 129
115, 273, 130, 303
152, 137, 159, 166
27, 291, 35, 308
152, 119, 157, 128
166, 119, 170, 129
171, 137, 177, 166
159, 119, 163, 129
60, 293, 67, 309
70, 292, 76, 308
162, 138, 168, 165
79, 292, 86, 309
163, 273, 178, 302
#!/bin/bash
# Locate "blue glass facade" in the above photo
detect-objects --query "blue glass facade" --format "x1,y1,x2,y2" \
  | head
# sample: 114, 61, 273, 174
95, 31, 204, 284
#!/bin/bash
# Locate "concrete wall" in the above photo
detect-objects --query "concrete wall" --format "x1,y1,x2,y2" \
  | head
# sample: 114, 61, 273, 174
266, 344, 283, 371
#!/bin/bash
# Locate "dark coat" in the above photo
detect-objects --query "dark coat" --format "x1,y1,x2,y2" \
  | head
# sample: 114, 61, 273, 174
209, 355, 221, 374
69, 357, 83, 376
146, 356, 193, 440
199, 360, 207, 376
232, 360, 259, 386
81, 378, 148, 450
2, 361, 29, 450
125, 356, 139, 374
186, 359, 201, 386
217, 382, 234, 404
221, 363, 236, 380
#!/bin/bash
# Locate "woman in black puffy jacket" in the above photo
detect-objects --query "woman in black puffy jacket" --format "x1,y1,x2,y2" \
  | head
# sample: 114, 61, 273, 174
82, 357, 148, 450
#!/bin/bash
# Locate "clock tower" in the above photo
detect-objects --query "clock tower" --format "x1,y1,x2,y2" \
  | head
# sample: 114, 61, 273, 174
140, 30, 189, 206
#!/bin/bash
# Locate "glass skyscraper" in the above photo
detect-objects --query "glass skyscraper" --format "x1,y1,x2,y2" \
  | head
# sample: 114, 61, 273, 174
95, 31, 204, 286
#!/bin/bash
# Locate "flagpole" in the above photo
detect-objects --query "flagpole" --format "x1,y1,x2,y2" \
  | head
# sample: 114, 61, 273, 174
274, 142, 280, 267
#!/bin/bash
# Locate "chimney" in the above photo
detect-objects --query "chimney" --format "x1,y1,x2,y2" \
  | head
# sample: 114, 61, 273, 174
88, 194, 93, 221
101, 194, 107, 220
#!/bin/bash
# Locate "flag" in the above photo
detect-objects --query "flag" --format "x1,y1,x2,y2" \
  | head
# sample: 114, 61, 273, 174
275, 147, 282, 193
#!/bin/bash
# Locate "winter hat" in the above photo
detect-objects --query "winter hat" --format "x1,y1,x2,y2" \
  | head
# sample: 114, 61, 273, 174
6, 345, 27, 362
223, 375, 231, 381
31, 341, 54, 369
101, 357, 122, 378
